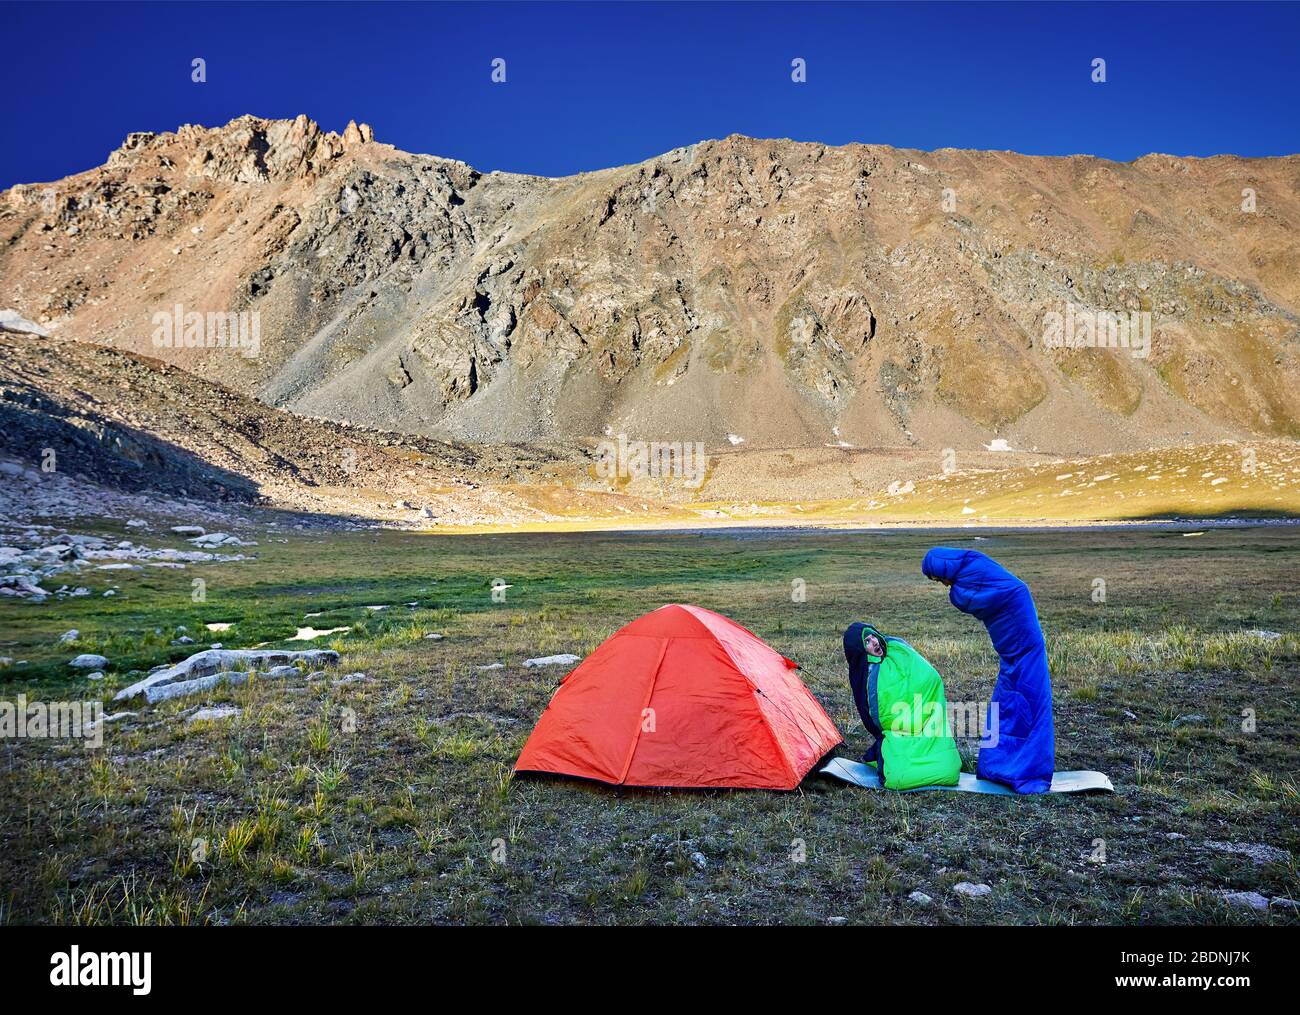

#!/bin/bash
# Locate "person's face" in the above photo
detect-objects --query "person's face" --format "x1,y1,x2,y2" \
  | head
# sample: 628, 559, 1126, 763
928, 574, 954, 588
864, 633, 884, 657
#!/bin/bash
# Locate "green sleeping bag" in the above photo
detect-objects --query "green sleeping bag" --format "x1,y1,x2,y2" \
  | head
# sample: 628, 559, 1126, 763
844, 623, 962, 790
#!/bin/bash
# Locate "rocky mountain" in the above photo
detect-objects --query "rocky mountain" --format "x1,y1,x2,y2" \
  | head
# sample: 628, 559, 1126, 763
0, 329, 617, 528
2, 115, 1298, 454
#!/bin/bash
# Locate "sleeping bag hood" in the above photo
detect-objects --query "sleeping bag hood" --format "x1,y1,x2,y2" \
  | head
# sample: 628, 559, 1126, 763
922, 548, 1055, 794
844, 622, 962, 790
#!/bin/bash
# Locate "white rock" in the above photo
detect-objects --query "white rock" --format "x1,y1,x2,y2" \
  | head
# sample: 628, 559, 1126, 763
0, 575, 50, 597
424, 633, 444, 640
70, 654, 108, 669
87, 711, 136, 732
187, 706, 241, 723
189, 532, 255, 548
58, 629, 79, 643
1220, 890, 1269, 911
908, 891, 934, 906
114, 648, 339, 703
86, 671, 105, 681
0, 309, 50, 337
953, 882, 992, 898
523, 653, 581, 668
170, 525, 205, 536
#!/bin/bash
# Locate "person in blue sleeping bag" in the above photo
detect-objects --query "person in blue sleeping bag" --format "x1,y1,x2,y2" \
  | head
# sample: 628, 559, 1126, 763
921, 547, 1055, 793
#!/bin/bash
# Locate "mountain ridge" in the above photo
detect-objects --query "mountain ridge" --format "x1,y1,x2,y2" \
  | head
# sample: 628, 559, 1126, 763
3, 114, 1297, 456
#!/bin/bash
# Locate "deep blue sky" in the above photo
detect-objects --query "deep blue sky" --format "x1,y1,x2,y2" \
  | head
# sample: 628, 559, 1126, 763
2, 1, 1297, 188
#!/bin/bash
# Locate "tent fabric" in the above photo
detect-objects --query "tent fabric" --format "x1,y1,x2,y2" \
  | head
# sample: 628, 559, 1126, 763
844, 623, 962, 789
921, 547, 1055, 794
514, 604, 843, 789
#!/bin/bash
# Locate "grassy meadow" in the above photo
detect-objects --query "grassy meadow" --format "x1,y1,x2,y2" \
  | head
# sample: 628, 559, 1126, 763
1, 523, 1297, 924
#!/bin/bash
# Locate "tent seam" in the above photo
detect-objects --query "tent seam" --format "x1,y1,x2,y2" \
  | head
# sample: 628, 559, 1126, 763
682, 606, 825, 787
615, 636, 669, 785
705, 639, 803, 789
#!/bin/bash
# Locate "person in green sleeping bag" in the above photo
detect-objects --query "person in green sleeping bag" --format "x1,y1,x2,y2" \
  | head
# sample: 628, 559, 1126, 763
843, 622, 962, 789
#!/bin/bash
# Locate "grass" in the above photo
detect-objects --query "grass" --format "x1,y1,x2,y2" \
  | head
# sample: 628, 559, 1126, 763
1, 523, 1297, 925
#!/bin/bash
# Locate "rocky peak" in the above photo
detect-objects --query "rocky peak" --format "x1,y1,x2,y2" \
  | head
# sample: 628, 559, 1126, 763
342, 120, 375, 147
99, 115, 380, 185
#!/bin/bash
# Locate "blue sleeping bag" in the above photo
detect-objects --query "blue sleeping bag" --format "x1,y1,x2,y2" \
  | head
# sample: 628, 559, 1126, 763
921, 548, 1055, 794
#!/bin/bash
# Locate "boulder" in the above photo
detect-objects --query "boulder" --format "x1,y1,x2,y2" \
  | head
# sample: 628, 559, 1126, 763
70, 653, 108, 669
114, 648, 340, 704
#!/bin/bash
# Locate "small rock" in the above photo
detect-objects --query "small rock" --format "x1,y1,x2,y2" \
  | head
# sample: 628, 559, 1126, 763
187, 706, 241, 723
86, 671, 105, 681
170, 525, 205, 536
690, 851, 708, 871
523, 653, 581, 668
88, 711, 136, 731
826, 916, 848, 925
264, 665, 300, 679
1220, 890, 1269, 911
69, 654, 108, 670
953, 881, 992, 899
908, 891, 933, 906
1173, 713, 1207, 726
58, 629, 79, 643
424, 633, 444, 640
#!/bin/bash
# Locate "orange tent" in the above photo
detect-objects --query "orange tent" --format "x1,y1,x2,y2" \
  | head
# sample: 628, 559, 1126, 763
514, 604, 843, 789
